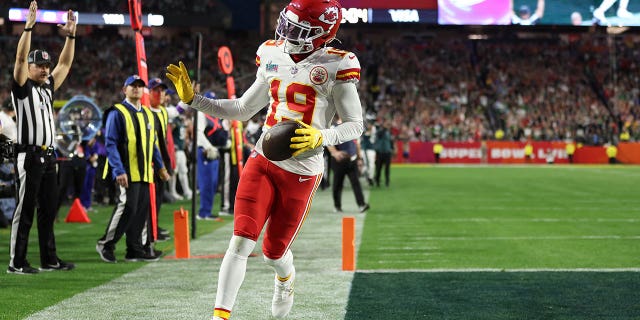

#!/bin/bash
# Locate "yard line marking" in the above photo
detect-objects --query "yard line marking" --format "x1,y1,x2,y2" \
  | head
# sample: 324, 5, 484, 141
25, 186, 367, 320
357, 268, 640, 273
418, 218, 640, 222
381, 235, 640, 241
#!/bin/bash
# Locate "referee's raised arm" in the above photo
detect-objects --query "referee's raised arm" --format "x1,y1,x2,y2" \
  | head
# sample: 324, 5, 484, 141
13, 0, 37, 86
51, 9, 77, 91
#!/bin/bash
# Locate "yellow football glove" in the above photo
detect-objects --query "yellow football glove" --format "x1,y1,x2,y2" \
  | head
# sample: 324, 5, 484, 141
166, 61, 194, 104
290, 120, 323, 157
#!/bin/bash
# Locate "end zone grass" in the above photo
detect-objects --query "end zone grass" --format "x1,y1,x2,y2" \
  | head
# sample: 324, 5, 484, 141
348, 165, 640, 319
2, 165, 640, 319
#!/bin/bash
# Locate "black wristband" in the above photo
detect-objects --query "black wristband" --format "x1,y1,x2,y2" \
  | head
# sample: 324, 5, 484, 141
24, 27, 33, 32
67, 35, 75, 39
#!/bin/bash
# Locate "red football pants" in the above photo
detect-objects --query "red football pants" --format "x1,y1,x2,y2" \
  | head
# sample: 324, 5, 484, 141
233, 153, 321, 259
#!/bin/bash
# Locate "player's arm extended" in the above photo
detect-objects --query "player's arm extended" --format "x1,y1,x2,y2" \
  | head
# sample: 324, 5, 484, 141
190, 78, 269, 121
167, 61, 269, 121
321, 82, 364, 146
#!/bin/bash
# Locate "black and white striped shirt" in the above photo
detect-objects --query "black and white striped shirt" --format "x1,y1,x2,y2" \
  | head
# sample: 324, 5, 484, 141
11, 75, 56, 147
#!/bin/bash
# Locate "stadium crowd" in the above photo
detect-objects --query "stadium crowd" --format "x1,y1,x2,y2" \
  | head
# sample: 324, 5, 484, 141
347, 29, 640, 147
4, 0, 221, 14
1, 27, 638, 146
0, 26, 639, 216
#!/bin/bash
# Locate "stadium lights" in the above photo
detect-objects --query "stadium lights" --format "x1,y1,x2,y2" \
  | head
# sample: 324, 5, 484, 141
8, 8, 164, 27
468, 34, 488, 40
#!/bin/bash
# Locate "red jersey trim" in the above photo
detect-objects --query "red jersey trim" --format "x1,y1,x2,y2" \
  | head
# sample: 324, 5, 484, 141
336, 68, 361, 81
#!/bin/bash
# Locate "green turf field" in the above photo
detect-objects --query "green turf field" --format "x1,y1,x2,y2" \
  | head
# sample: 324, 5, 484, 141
1, 165, 639, 319
359, 166, 640, 270
350, 165, 640, 319
0, 200, 232, 320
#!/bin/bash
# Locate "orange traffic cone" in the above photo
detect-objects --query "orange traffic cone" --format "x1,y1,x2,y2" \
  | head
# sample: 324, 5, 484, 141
65, 198, 91, 223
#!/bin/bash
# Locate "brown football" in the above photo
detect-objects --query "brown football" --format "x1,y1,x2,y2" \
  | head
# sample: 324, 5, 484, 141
262, 120, 302, 161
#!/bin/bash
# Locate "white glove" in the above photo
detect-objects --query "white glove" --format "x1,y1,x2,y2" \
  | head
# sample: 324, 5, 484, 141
204, 146, 219, 160
221, 119, 231, 131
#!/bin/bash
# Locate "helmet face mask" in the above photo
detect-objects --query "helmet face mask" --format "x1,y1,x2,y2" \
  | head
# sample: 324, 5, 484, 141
275, 0, 342, 54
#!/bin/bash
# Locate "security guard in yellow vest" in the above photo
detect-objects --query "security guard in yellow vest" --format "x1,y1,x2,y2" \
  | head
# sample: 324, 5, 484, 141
218, 120, 242, 216
565, 141, 576, 163
96, 75, 169, 263
148, 78, 174, 243
433, 141, 443, 163
606, 143, 618, 164
620, 130, 630, 142
524, 142, 534, 162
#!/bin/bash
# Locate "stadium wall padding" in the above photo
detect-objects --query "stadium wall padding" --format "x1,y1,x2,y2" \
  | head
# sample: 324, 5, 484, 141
394, 141, 640, 164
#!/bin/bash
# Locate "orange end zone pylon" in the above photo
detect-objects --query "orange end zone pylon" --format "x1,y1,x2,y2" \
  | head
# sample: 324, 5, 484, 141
173, 207, 191, 259
65, 198, 91, 223
342, 216, 355, 271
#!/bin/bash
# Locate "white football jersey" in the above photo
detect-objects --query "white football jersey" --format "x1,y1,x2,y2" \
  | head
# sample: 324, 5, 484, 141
254, 40, 362, 175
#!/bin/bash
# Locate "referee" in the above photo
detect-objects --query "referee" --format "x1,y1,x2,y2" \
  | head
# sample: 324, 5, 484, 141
8, 1, 76, 274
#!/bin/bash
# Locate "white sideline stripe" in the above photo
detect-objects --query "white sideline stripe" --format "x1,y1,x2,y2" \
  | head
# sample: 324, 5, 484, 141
25, 189, 367, 320
421, 218, 640, 222
384, 235, 640, 241
357, 268, 640, 273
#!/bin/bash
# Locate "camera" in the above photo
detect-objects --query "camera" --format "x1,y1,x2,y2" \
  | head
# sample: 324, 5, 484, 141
0, 135, 15, 162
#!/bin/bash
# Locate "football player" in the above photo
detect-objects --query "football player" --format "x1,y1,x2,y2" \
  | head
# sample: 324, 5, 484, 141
166, 0, 363, 319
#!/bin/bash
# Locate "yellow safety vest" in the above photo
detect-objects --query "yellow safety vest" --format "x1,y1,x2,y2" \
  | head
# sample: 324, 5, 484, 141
150, 105, 168, 145
103, 103, 156, 183
620, 131, 630, 142
433, 143, 443, 154
524, 144, 533, 156
606, 145, 617, 158
566, 143, 575, 155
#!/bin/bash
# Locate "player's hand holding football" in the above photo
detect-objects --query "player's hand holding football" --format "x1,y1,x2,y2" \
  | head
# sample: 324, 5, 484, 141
166, 61, 195, 104
290, 120, 323, 157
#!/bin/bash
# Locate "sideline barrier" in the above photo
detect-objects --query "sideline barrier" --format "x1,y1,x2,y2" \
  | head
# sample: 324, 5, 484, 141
393, 141, 640, 164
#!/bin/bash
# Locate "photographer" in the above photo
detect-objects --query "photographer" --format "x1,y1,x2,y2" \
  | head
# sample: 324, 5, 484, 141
0, 99, 16, 228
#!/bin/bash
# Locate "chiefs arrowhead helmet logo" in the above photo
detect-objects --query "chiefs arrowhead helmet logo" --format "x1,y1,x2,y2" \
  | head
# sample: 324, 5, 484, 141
309, 66, 328, 85
319, 6, 339, 25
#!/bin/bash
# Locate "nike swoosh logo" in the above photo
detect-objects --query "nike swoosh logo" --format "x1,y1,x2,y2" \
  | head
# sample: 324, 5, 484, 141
299, 177, 312, 182
348, 55, 355, 60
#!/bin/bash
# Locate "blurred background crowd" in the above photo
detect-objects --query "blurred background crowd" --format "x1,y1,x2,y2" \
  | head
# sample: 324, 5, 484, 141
0, 1, 639, 221
1, 25, 638, 149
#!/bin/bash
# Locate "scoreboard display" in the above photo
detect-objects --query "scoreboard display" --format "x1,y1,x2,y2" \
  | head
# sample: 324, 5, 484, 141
340, 0, 640, 26
340, 0, 437, 9
340, 0, 437, 23
9, 1, 640, 26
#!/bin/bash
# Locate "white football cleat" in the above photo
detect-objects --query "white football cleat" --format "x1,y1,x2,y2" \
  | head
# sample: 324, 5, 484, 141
617, 9, 634, 18
272, 268, 295, 318
593, 8, 607, 23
